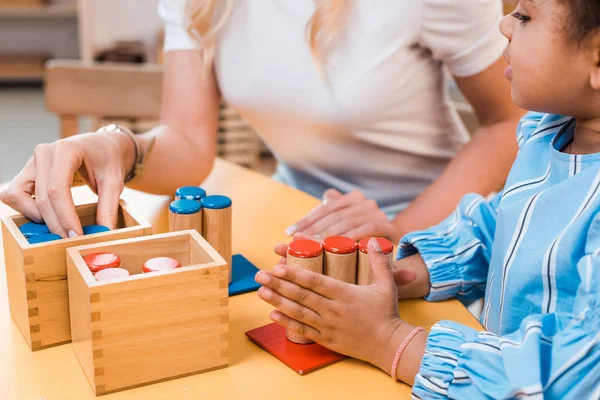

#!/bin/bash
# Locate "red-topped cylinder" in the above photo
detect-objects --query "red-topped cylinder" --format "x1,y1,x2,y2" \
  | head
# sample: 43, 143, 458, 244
285, 239, 323, 344
357, 237, 395, 285
84, 252, 121, 273
322, 236, 358, 285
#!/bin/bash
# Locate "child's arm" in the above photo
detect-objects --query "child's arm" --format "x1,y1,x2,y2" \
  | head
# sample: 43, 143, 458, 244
411, 214, 600, 399
396, 192, 500, 302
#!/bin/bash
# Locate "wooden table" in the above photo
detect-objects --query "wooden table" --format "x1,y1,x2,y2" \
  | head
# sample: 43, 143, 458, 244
0, 160, 482, 399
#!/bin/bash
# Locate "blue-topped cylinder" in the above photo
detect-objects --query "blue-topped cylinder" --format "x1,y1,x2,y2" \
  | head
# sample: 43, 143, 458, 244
200, 195, 232, 210
168, 199, 203, 233
201, 195, 233, 283
28, 233, 62, 244
19, 222, 50, 239
82, 225, 111, 235
175, 186, 207, 202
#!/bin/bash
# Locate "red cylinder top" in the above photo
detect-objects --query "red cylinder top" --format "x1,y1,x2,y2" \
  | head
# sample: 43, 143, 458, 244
84, 252, 121, 273
143, 257, 182, 273
288, 240, 323, 258
322, 236, 358, 255
94, 267, 130, 281
358, 237, 394, 255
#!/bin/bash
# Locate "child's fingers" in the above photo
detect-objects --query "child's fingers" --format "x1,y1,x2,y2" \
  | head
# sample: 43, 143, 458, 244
392, 268, 417, 286
255, 270, 329, 311
271, 264, 342, 299
269, 310, 322, 342
367, 238, 396, 289
258, 286, 322, 327
274, 243, 288, 257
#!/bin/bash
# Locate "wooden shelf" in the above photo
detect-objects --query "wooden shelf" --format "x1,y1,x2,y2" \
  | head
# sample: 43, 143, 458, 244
0, 4, 76, 18
0, 55, 46, 82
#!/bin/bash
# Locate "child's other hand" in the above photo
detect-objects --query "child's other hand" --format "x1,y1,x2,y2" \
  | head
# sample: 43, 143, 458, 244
284, 189, 398, 242
257, 238, 404, 371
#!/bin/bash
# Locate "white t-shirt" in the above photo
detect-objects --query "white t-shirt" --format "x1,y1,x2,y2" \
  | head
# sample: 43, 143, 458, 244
159, 0, 507, 216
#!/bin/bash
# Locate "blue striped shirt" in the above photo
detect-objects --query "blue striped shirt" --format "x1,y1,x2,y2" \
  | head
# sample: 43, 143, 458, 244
398, 113, 600, 399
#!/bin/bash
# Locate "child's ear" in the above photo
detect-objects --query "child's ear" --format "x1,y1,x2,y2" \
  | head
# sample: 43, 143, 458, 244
588, 33, 600, 90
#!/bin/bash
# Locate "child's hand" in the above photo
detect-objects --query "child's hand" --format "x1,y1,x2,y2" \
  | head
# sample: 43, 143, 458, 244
257, 238, 405, 371
284, 189, 398, 242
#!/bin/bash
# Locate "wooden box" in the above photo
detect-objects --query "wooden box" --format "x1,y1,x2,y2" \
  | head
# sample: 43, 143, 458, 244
1, 200, 152, 351
66, 230, 229, 395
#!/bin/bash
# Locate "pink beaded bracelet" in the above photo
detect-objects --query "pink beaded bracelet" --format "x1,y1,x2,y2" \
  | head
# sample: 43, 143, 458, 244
391, 326, 425, 380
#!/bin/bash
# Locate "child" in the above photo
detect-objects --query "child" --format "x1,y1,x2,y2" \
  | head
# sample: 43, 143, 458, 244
256, 1, 600, 398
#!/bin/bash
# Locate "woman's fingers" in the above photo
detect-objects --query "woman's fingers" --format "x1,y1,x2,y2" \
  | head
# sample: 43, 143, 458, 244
0, 156, 42, 222
343, 222, 396, 242
256, 270, 330, 311
285, 191, 365, 236
47, 141, 85, 236
96, 175, 124, 230
322, 188, 342, 204
269, 309, 322, 342
301, 205, 369, 237
257, 286, 322, 326
33, 144, 69, 238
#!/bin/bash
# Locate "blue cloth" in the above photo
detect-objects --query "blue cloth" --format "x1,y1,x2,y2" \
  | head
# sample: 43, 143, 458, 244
229, 254, 261, 296
398, 113, 600, 399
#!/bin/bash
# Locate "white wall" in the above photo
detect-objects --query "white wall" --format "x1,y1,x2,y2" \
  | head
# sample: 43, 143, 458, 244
0, 0, 79, 59
79, 0, 162, 62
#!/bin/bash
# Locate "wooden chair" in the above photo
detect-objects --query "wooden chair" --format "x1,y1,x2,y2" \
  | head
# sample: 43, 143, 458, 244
44, 59, 263, 169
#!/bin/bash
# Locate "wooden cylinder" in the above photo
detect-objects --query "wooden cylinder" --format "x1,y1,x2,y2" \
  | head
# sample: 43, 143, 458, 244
357, 237, 394, 286
201, 195, 233, 284
286, 240, 323, 344
168, 199, 203, 234
322, 236, 357, 284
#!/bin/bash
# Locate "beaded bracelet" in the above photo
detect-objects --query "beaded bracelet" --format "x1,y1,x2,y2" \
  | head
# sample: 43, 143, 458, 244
391, 326, 425, 380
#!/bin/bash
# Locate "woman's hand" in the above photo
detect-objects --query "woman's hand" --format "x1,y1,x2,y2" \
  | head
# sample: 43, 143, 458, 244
0, 132, 133, 238
285, 189, 398, 242
258, 238, 414, 373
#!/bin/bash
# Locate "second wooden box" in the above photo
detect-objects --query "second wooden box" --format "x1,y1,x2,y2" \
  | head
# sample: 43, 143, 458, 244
66, 230, 229, 395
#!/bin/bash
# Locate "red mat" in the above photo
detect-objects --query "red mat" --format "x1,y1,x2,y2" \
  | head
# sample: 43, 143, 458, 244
246, 322, 346, 375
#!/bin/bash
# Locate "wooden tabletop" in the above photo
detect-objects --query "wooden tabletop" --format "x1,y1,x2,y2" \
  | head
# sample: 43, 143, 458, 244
0, 159, 482, 399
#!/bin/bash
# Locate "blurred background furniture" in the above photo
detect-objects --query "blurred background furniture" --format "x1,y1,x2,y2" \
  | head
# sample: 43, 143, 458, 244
45, 60, 264, 170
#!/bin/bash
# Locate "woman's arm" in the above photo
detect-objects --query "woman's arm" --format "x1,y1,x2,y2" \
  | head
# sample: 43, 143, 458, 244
393, 58, 524, 238
126, 50, 220, 194
0, 50, 219, 237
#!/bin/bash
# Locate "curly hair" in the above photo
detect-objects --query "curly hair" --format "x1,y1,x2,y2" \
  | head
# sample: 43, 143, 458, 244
561, 0, 600, 43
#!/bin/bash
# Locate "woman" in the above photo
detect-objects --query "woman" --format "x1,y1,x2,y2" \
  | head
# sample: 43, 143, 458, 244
0, 0, 521, 242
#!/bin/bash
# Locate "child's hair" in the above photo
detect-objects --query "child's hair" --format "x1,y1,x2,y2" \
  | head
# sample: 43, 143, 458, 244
562, 0, 600, 43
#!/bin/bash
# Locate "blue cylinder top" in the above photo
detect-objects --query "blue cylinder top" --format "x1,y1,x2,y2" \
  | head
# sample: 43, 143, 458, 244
19, 222, 50, 238
200, 195, 232, 210
169, 199, 202, 214
28, 233, 62, 244
82, 225, 111, 235
175, 186, 207, 201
